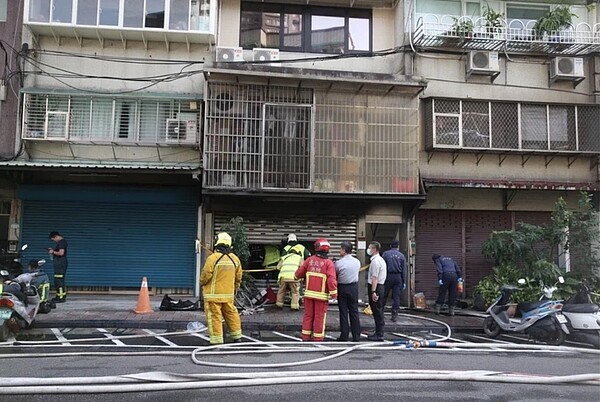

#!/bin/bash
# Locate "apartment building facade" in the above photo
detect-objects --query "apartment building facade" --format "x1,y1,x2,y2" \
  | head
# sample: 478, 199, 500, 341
408, 0, 600, 298
0, 0, 216, 294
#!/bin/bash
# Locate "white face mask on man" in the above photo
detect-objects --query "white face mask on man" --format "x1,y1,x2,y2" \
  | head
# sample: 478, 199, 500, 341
366, 248, 373, 256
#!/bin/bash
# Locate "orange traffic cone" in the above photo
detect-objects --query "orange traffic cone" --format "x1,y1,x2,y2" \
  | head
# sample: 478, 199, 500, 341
134, 277, 153, 314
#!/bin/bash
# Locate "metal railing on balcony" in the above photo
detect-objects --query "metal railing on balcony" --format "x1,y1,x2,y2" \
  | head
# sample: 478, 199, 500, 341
22, 92, 201, 146
424, 99, 600, 154
413, 16, 600, 55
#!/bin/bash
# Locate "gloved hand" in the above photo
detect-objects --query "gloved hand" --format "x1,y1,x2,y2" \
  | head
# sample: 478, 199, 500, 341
402, 283, 407, 290
438, 279, 443, 286
458, 278, 463, 283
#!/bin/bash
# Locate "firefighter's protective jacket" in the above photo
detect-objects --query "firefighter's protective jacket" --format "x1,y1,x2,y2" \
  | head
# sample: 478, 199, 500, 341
200, 250, 242, 303
295, 254, 337, 301
277, 244, 304, 282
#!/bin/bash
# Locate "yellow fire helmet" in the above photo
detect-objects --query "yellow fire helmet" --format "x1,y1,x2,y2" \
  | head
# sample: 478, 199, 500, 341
215, 232, 232, 248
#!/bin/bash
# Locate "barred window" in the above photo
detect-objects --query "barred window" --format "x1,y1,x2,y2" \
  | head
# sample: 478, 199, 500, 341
22, 93, 200, 145
428, 98, 599, 154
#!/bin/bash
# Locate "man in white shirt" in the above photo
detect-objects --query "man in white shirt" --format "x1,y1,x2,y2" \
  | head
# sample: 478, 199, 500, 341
367, 241, 387, 341
334, 241, 362, 342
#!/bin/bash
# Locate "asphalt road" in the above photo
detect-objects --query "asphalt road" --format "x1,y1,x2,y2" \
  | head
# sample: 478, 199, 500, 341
3, 341, 600, 402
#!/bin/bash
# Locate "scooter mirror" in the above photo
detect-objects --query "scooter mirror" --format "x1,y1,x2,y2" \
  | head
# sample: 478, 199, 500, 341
0, 270, 9, 276
517, 278, 526, 285
21, 244, 28, 251
38, 259, 46, 266
558, 276, 565, 284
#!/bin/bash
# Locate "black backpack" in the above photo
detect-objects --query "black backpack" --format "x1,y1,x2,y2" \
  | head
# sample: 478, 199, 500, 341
159, 294, 201, 311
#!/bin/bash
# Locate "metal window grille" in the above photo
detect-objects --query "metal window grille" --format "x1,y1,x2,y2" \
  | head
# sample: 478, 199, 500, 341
314, 91, 419, 194
203, 82, 313, 190
429, 98, 599, 154
22, 93, 200, 145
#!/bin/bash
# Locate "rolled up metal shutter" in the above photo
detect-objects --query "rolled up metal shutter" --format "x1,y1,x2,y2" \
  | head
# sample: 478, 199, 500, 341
214, 214, 358, 252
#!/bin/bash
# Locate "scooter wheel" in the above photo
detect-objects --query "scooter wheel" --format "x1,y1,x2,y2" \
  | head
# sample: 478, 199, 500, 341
483, 316, 501, 338
545, 326, 566, 346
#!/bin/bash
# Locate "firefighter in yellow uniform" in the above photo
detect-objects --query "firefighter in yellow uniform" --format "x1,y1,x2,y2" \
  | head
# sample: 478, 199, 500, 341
200, 232, 243, 344
276, 244, 304, 310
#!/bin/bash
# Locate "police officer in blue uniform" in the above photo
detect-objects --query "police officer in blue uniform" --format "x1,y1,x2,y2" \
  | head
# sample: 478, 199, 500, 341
432, 254, 462, 316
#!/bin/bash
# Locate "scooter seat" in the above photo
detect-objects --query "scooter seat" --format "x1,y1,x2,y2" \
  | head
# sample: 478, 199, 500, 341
517, 301, 545, 313
562, 304, 600, 313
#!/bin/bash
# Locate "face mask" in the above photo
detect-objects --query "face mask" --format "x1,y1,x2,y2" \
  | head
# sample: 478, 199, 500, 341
366, 248, 373, 256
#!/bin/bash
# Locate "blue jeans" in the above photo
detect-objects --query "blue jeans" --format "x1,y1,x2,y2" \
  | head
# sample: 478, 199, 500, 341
384, 273, 403, 311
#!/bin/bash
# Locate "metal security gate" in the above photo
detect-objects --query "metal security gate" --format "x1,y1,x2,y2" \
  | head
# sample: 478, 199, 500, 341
214, 214, 358, 254
262, 104, 312, 190
19, 185, 198, 291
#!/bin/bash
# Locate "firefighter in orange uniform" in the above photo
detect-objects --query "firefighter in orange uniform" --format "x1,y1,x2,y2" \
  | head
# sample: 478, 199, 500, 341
294, 238, 338, 342
200, 232, 243, 344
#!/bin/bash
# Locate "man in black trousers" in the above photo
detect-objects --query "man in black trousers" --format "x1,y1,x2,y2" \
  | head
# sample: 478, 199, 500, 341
334, 241, 362, 342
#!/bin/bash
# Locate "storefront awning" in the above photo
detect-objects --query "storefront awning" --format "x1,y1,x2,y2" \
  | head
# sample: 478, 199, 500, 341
0, 160, 201, 172
423, 178, 598, 191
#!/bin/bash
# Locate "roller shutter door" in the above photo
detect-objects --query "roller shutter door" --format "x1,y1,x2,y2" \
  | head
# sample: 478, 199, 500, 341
19, 185, 197, 290
214, 214, 358, 252
415, 210, 462, 300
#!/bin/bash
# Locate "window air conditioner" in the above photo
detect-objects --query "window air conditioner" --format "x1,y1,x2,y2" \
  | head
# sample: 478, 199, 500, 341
166, 119, 198, 143
550, 57, 584, 80
216, 46, 243, 62
467, 51, 500, 74
253, 48, 279, 62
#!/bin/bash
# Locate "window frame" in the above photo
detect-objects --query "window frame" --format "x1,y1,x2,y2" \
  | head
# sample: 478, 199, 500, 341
0, 0, 8, 22
239, 2, 372, 54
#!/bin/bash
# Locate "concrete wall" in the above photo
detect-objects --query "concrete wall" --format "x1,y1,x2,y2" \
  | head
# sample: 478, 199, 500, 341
421, 187, 581, 211
0, 1, 24, 158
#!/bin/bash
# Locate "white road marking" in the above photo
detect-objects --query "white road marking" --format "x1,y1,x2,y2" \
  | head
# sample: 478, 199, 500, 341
51, 328, 71, 346
142, 329, 178, 347
96, 328, 125, 346
241, 334, 279, 347
272, 331, 302, 341
189, 332, 211, 342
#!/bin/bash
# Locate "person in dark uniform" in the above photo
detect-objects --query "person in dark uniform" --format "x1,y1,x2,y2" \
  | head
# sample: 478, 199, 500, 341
48, 231, 68, 303
432, 254, 462, 316
382, 240, 407, 322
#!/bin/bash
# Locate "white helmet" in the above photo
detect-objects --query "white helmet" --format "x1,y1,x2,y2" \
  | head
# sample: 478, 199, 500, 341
287, 234, 297, 243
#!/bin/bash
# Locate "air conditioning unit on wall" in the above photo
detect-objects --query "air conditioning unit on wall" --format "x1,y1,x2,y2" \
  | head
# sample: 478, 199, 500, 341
253, 48, 279, 62
166, 118, 198, 143
216, 46, 243, 62
466, 51, 500, 82
551, 57, 584, 81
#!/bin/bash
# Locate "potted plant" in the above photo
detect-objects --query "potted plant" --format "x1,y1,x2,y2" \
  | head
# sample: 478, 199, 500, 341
483, 7, 504, 39
533, 6, 576, 41
451, 17, 474, 40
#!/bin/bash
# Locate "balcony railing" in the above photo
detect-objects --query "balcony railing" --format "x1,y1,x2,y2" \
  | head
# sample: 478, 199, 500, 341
24, 0, 216, 47
424, 99, 600, 154
22, 92, 201, 146
413, 16, 600, 55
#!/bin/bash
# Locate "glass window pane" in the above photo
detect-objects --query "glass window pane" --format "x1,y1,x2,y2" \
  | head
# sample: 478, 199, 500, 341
466, 2, 480, 18
77, 0, 98, 25
311, 15, 344, 53
145, 0, 165, 28
191, 0, 211, 31
416, 0, 461, 16
99, 0, 119, 26
521, 105, 548, 150
29, 0, 51, 22
124, 0, 144, 28
349, 18, 369, 51
283, 13, 302, 48
0, 0, 7, 22
170, 0, 189, 30
506, 6, 549, 20
52, 0, 72, 23
240, 11, 280, 48
90, 98, 114, 140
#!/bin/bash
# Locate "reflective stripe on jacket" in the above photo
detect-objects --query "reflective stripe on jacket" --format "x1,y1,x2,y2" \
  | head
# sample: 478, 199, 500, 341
200, 251, 242, 303
278, 253, 303, 282
294, 255, 337, 301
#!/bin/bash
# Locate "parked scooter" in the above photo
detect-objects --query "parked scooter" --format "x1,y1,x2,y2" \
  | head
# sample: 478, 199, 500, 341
0, 261, 45, 341
483, 279, 569, 345
541, 279, 600, 347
